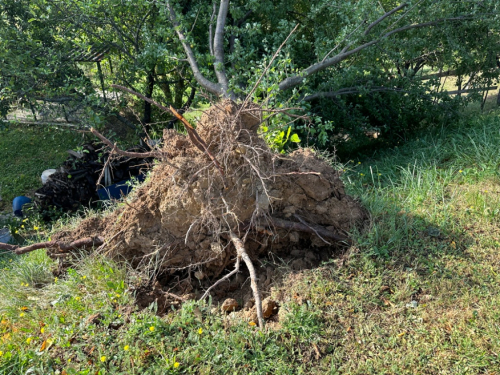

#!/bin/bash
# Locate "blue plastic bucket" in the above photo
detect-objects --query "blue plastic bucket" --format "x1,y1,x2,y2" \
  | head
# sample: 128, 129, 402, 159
13, 196, 32, 217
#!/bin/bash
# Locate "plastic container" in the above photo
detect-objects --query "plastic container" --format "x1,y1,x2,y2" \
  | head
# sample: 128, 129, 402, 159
12, 196, 32, 217
96, 174, 146, 201
41, 169, 57, 184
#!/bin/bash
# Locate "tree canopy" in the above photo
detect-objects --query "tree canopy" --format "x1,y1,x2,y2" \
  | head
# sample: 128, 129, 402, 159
1, 0, 499, 153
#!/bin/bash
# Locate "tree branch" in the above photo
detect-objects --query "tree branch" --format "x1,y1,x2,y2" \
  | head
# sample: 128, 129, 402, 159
303, 86, 409, 101
364, 3, 408, 35
209, 2, 216, 56
278, 7, 474, 92
213, 0, 230, 93
165, 1, 222, 96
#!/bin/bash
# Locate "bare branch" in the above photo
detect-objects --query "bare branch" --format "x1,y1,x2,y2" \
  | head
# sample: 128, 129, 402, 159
165, 1, 222, 96
303, 86, 409, 101
90, 127, 163, 159
213, 0, 230, 92
418, 69, 458, 80
445, 86, 497, 95
0, 237, 104, 255
109, 84, 224, 176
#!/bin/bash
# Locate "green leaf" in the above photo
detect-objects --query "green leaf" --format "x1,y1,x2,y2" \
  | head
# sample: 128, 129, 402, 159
290, 134, 301, 143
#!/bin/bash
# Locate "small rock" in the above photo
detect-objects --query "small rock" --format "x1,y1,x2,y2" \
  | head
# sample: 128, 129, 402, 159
262, 298, 277, 319
221, 298, 239, 312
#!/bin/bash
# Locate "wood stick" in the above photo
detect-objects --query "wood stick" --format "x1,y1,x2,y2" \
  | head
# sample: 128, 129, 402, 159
0, 236, 104, 255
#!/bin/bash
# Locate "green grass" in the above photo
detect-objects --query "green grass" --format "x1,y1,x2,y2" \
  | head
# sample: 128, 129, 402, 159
1, 108, 500, 374
0, 123, 82, 211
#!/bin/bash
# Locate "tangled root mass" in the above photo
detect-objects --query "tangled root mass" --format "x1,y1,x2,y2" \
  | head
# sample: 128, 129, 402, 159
53, 100, 366, 308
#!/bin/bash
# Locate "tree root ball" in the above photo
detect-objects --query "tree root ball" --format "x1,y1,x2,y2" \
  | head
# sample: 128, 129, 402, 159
52, 100, 367, 301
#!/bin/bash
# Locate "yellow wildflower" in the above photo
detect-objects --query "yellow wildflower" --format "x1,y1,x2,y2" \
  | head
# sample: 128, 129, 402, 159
124, 345, 130, 351
174, 362, 180, 368
26, 337, 32, 344
100, 356, 106, 362
198, 328, 203, 335
149, 326, 155, 332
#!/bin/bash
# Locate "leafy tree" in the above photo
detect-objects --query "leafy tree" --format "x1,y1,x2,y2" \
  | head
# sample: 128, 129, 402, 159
1, 0, 499, 152
160, 0, 500, 153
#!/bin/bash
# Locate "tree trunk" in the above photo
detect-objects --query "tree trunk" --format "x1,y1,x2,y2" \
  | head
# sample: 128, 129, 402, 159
143, 68, 155, 131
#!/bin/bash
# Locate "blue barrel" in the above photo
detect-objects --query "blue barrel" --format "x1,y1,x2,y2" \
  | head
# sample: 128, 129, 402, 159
13, 196, 32, 217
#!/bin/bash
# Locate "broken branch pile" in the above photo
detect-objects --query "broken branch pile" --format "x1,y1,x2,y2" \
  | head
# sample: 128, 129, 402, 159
34, 142, 153, 215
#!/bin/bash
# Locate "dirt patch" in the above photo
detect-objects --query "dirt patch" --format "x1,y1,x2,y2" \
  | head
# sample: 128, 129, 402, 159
52, 100, 367, 314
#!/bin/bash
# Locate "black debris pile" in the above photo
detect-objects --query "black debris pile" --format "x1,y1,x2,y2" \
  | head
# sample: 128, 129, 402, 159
34, 143, 153, 219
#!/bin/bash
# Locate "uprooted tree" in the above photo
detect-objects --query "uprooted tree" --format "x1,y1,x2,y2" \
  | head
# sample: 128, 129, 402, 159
0, 96, 366, 328
2, 0, 498, 327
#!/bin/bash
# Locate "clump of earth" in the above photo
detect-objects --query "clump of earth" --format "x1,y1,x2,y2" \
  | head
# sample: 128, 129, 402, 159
51, 100, 367, 315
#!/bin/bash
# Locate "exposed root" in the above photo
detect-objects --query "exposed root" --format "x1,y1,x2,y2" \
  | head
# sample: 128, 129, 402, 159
269, 217, 350, 244
229, 230, 264, 329
200, 255, 240, 301
0, 236, 104, 255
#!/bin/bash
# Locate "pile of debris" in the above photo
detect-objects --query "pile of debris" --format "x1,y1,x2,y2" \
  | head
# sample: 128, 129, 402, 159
34, 142, 152, 217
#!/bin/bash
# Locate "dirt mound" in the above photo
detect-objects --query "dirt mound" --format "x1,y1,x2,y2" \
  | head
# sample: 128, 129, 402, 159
52, 100, 366, 314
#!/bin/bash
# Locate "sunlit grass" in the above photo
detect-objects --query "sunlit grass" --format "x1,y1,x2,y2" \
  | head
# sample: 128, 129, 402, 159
0, 124, 81, 211
0, 109, 500, 373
